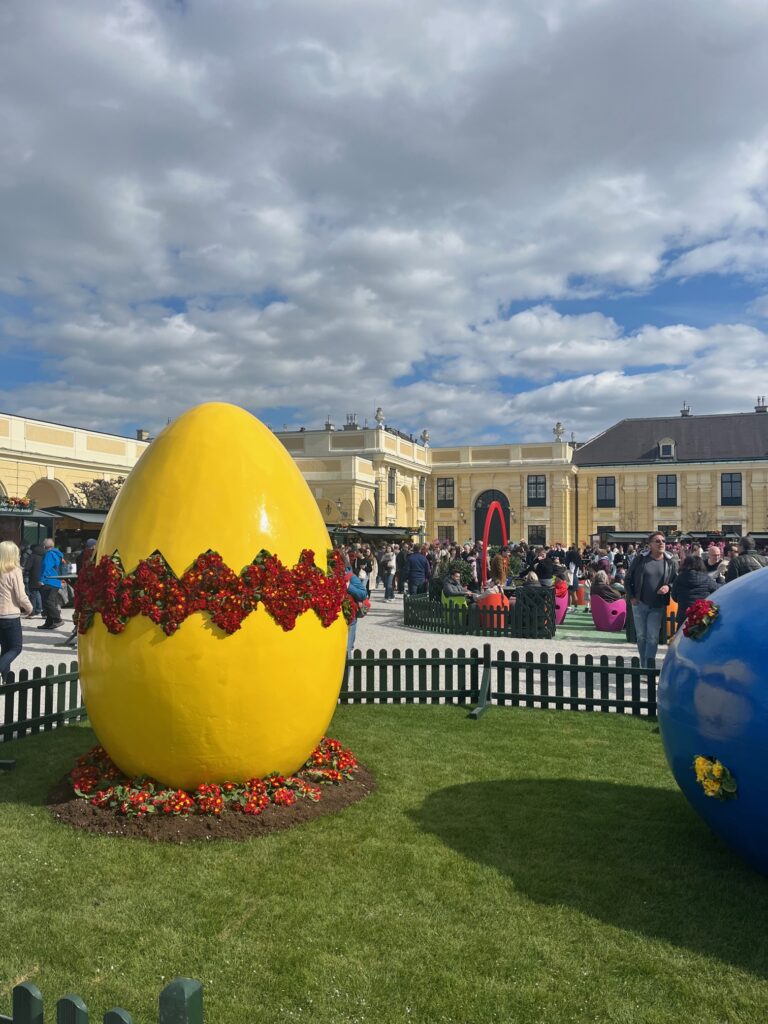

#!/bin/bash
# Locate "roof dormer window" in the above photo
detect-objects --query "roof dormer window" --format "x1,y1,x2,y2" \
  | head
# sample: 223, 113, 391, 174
658, 438, 675, 459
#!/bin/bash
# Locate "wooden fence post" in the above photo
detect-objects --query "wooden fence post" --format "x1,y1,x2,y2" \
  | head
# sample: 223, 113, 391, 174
11, 983, 43, 1024
469, 644, 492, 720
57, 994, 88, 1024
104, 1009, 133, 1024
159, 979, 203, 1024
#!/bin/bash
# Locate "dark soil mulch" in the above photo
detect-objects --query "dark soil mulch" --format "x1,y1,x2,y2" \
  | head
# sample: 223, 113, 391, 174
47, 767, 376, 843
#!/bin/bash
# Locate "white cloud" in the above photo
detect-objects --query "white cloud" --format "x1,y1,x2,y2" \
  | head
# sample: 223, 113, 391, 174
1, 0, 768, 442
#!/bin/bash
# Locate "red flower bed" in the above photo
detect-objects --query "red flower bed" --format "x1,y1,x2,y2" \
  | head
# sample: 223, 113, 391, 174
74, 548, 355, 637
69, 737, 359, 819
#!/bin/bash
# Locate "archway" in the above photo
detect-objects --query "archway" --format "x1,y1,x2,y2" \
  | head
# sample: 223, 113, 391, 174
473, 490, 510, 547
397, 485, 412, 527
357, 499, 375, 524
27, 478, 70, 508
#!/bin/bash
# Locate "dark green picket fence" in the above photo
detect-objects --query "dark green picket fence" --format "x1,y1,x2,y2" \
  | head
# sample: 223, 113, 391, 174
404, 587, 556, 638
341, 644, 658, 717
1, 662, 84, 742
0, 644, 657, 750
0, 977, 201, 1024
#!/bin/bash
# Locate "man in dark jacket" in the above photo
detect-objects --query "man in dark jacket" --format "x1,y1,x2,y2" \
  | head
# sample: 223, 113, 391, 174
625, 532, 677, 666
395, 543, 408, 595
406, 545, 431, 595
724, 536, 768, 582
25, 543, 44, 616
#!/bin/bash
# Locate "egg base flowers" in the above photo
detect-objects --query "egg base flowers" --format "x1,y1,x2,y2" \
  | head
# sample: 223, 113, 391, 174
49, 738, 375, 842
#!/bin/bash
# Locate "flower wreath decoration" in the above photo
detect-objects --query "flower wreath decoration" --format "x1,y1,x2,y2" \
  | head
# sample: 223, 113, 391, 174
682, 599, 719, 640
693, 755, 737, 800
74, 548, 359, 637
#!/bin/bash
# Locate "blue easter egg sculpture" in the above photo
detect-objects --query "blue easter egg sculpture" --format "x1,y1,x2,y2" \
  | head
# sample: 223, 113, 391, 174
658, 568, 768, 874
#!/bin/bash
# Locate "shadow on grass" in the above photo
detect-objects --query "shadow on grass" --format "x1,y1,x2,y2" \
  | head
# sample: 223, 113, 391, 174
412, 778, 768, 977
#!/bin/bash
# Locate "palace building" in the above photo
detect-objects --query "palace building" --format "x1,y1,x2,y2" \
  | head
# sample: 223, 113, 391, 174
2, 402, 768, 547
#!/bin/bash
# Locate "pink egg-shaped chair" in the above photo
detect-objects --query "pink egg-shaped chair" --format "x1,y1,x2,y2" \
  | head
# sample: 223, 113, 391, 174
554, 591, 569, 625
591, 593, 627, 632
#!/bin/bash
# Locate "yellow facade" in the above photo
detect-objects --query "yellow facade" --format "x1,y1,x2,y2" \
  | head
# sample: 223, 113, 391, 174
576, 464, 767, 545
3, 408, 767, 545
0, 411, 148, 507
427, 442, 577, 545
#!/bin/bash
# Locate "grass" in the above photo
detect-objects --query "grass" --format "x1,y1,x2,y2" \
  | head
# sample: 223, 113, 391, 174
2, 707, 768, 1024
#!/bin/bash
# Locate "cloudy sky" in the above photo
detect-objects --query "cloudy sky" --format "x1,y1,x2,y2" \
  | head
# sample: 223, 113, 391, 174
1, 0, 768, 445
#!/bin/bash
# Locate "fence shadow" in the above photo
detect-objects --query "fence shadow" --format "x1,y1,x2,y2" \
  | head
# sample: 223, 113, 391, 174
411, 777, 768, 977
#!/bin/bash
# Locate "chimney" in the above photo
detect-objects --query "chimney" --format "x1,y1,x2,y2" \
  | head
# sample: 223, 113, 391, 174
136, 428, 149, 442
755, 397, 767, 413
680, 403, 691, 417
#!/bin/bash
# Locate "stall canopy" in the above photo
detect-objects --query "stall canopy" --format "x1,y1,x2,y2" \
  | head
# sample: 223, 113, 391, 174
0, 508, 60, 545
43, 506, 109, 526
324, 524, 418, 545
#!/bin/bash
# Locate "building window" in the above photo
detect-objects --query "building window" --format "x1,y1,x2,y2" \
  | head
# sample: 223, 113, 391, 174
657, 524, 677, 535
437, 526, 455, 542
721, 473, 742, 506
418, 477, 426, 509
658, 438, 675, 459
722, 523, 742, 537
436, 477, 455, 508
596, 476, 616, 508
528, 525, 546, 546
387, 469, 396, 504
657, 474, 677, 507
527, 475, 546, 507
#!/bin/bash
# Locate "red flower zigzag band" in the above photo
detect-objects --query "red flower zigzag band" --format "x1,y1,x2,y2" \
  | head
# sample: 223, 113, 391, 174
74, 548, 351, 637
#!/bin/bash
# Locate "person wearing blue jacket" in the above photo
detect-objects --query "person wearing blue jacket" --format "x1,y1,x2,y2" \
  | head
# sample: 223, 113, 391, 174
346, 568, 368, 655
38, 538, 64, 630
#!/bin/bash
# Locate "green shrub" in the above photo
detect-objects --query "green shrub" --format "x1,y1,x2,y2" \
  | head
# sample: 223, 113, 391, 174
436, 558, 474, 585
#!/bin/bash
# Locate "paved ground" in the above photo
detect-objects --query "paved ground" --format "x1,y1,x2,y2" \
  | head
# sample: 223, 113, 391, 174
355, 585, 665, 663
12, 608, 79, 675
9, 586, 667, 676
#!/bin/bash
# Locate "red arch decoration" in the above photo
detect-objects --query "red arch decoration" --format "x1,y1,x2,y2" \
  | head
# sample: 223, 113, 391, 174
480, 500, 508, 587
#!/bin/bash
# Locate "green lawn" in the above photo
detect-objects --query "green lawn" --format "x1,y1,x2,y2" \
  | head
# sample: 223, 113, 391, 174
2, 707, 767, 1024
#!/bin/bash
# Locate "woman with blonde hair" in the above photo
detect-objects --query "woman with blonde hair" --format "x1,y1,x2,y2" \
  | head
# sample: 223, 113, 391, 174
0, 540, 33, 683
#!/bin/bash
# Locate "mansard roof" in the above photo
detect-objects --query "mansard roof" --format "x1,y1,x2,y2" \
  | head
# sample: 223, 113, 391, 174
572, 413, 768, 466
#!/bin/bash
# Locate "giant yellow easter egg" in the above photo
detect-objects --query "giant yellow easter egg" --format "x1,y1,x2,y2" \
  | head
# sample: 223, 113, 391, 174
79, 402, 347, 789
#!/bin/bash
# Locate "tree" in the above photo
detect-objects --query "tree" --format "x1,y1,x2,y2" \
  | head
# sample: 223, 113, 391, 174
69, 477, 126, 509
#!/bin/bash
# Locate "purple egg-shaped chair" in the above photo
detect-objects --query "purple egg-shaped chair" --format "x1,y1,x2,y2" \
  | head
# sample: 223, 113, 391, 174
590, 593, 627, 632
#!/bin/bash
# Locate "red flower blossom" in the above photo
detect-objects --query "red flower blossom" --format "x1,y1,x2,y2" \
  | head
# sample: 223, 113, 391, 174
682, 599, 719, 640
74, 548, 350, 637
67, 736, 359, 819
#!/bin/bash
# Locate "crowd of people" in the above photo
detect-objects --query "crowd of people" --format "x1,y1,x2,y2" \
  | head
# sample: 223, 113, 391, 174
338, 534, 768, 662
2, 532, 766, 681
0, 536, 96, 682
